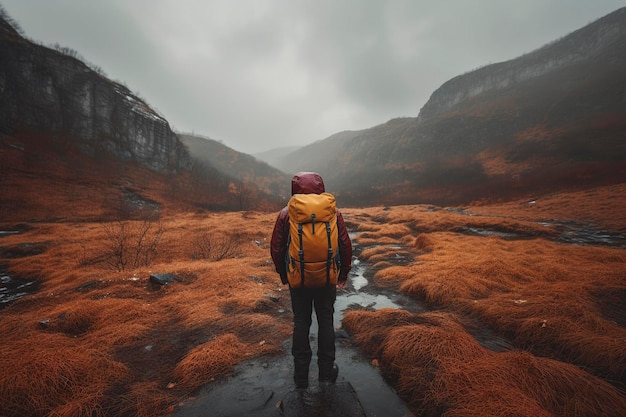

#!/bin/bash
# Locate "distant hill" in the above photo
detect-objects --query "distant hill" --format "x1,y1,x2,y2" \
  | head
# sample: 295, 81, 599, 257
273, 7, 626, 206
253, 146, 302, 169
179, 134, 290, 200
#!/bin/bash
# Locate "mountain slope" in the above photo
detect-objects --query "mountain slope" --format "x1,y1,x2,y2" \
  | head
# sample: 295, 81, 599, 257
179, 134, 290, 200
273, 7, 626, 206
0, 12, 283, 219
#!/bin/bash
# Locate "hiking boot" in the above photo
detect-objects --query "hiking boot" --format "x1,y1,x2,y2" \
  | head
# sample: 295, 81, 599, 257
319, 363, 339, 384
331, 363, 339, 383
294, 378, 309, 389
294, 363, 309, 389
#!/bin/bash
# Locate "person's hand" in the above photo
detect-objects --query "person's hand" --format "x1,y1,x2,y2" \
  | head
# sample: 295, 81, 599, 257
337, 276, 347, 289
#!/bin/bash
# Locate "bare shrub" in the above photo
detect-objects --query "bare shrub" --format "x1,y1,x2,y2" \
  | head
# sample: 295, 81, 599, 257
102, 217, 163, 271
192, 231, 241, 261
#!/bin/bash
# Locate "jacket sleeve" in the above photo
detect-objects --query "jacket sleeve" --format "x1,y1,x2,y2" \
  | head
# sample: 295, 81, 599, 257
336, 210, 352, 280
270, 207, 289, 284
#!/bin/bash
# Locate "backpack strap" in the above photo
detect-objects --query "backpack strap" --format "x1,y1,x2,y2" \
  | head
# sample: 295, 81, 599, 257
325, 221, 332, 286
297, 223, 305, 287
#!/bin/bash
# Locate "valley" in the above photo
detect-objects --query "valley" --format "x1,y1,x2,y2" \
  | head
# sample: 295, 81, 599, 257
1, 184, 624, 416
1, 5, 625, 416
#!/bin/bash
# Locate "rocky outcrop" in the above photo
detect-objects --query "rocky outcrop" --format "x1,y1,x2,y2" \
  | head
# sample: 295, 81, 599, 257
417, 7, 626, 122
0, 16, 191, 173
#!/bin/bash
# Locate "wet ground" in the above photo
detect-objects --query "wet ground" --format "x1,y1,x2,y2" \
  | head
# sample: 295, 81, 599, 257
0, 270, 38, 309
0, 229, 40, 310
174, 259, 420, 417
452, 209, 626, 249
173, 219, 626, 416
548, 221, 626, 248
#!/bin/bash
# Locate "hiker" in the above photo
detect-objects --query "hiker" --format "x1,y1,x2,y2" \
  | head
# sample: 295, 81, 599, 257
270, 172, 352, 389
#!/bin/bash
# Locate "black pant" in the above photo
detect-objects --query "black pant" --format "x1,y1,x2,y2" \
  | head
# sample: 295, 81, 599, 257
290, 285, 336, 381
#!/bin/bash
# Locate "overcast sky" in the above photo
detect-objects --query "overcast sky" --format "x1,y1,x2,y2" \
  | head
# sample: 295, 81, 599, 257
2, 1, 624, 154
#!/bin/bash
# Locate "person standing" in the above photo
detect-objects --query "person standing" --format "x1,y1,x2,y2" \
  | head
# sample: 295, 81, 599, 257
271, 172, 352, 389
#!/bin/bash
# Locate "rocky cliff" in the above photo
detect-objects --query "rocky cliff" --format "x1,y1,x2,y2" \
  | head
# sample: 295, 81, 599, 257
417, 8, 626, 122
0, 15, 191, 173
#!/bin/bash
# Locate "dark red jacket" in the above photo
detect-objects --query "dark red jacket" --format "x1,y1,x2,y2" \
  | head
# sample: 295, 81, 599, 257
270, 172, 352, 285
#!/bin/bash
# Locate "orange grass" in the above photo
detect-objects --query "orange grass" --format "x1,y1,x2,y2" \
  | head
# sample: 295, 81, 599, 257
343, 309, 626, 416
173, 333, 264, 391
469, 182, 626, 231
1, 181, 625, 416
0, 333, 131, 417
345, 196, 626, 381
371, 232, 626, 381
340, 186, 626, 416
0, 212, 291, 417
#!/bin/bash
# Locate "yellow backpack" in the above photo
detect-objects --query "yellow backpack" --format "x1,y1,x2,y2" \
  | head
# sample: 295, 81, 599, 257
286, 192, 340, 288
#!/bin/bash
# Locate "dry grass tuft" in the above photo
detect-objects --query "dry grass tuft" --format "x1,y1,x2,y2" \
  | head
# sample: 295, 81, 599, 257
0, 335, 131, 417
173, 333, 254, 392
108, 381, 178, 417
341, 186, 626, 416
344, 309, 626, 416
412, 233, 435, 252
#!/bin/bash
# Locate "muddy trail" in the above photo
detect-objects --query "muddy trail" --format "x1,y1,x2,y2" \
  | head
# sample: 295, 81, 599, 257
173, 255, 419, 417
173, 241, 517, 417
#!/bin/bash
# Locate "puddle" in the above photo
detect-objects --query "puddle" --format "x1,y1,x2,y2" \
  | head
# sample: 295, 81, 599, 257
553, 224, 626, 248
456, 222, 626, 249
334, 259, 425, 329
0, 242, 46, 258
0, 271, 38, 309
456, 227, 527, 240
0, 225, 31, 237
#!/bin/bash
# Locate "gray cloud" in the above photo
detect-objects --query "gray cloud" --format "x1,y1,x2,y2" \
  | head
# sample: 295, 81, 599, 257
2, 0, 624, 153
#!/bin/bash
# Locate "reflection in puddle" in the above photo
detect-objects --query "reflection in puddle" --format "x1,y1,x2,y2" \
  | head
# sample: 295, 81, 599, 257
312, 258, 425, 330
557, 226, 626, 248
334, 283, 413, 329
349, 259, 368, 291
